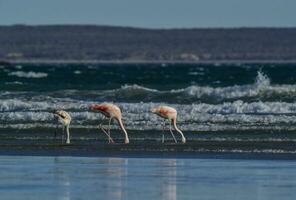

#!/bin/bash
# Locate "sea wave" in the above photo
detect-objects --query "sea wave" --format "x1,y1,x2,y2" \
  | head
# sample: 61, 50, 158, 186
2, 100, 296, 131
4, 81, 23, 85
8, 71, 48, 78
96, 71, 296, 103
2, 98, 296, 114
2, 71, 296, 103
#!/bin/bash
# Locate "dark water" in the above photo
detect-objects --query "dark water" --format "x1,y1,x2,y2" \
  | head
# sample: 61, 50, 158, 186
0, 156, 296, 200
1, 63, 296, 153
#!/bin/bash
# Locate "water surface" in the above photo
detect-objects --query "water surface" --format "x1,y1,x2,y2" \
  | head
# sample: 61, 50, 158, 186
0, 156, 295, 200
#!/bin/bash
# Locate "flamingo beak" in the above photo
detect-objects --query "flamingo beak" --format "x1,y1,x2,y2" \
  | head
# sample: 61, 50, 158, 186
151, 108, 156, 113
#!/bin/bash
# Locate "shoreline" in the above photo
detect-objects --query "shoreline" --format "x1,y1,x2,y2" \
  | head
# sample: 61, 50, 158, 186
0, 143, 294, 160
3, 59, 296, 65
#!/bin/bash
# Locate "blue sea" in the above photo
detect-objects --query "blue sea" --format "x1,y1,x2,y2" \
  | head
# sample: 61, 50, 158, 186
1, 62, 296, 199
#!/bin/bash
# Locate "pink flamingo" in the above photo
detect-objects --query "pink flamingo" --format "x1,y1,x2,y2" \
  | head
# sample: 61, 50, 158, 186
151, 106, 186, 144
90, 103, 129, 144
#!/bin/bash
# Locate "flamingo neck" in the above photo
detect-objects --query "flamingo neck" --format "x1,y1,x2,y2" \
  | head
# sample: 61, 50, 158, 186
118, 118, 129, 144
172, 118, 186, 143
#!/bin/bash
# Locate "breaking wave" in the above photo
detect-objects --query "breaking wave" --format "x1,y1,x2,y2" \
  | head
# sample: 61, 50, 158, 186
2, 99, 296, 131
2, 71, 296, 103
32, 71, 296, 103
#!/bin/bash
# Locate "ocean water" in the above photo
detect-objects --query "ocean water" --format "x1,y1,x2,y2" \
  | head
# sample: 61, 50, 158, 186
1, 63, 296, 199
1, 63, 296, 153
0, 156, 295, 200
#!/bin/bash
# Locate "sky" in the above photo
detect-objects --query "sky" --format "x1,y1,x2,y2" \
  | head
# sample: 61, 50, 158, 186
0, 0, 295, 28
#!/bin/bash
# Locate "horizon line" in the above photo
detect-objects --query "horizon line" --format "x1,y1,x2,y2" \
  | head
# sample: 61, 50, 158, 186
1, 24, 296, 30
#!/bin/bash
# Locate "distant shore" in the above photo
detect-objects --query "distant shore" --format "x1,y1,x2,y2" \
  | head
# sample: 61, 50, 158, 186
3, 59, 296, 65
2, 26, 296, 62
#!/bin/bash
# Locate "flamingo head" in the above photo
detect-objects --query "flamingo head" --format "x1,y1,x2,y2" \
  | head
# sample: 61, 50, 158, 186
181, 137, 186, 144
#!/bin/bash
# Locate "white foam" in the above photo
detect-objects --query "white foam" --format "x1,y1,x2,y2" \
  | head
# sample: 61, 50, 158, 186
188, 72, 205, 76
4, 81, 23, 85
15, 65, 23, 69
171, 71, 272, 100
119, 84, 159, 93
73, 70, 82, 74
8, 71, 48, 78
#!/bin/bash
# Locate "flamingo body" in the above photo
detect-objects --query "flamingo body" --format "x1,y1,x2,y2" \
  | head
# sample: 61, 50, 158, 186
90, 103, 129, 144
151, 106, 177, 120
90, 103, 122, 119
151, 106, 186, 143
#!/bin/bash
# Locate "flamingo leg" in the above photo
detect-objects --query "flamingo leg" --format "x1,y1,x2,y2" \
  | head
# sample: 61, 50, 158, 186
54, 123, 59, 140
99, 117, 115, 144
169, 120, 178, 144
107, 117, 114, 143
62, 126, 65, 144
162, 120, 166, 143
66, 124, 70, 144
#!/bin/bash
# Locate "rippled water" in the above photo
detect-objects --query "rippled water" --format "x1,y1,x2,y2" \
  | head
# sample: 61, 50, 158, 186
0, 156, 295, 200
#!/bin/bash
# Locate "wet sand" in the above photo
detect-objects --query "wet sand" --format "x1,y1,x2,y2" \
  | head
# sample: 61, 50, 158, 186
0, 129, 295, 159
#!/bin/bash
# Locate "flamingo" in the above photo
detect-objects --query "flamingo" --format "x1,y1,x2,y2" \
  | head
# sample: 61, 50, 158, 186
151, 106, 186, 144
90, 103, 129, 144
53, 110, 71, 144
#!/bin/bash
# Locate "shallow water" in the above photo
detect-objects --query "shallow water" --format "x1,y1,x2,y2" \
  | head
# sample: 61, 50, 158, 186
0, 156, 295, 200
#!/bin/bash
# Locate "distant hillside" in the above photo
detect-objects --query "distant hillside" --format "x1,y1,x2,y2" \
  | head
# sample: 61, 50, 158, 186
0, 25, 296, 62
